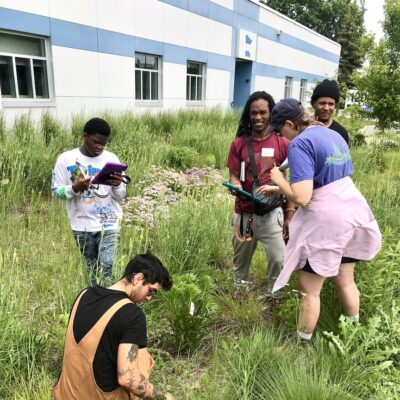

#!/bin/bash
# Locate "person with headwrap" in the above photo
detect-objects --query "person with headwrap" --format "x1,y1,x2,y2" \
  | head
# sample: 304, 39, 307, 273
311, 79, 349, 144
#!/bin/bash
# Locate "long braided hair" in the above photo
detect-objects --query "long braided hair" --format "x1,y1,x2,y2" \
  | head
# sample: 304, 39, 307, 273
235, 91, 276, 137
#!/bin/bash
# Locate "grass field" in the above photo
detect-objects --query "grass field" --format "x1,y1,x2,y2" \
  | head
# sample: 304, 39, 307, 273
0, 110, 399, 399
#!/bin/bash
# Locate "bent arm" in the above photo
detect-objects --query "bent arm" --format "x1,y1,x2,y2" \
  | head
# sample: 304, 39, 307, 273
51, 158, 79, 200
275, 178, 313, 207
117, 343, 165, 399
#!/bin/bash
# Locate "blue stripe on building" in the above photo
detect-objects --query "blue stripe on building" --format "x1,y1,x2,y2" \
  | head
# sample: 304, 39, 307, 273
0, 7, 50, 36
0, 6, 328, 85
159, 0, 340, 64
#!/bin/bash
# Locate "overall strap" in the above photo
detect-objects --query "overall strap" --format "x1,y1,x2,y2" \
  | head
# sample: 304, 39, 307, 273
79, 298, 132, 360
245, 136, 260, 187
65, 290, 88, 343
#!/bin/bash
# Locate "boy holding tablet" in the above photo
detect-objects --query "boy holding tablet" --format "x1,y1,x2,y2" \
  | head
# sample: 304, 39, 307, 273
52, 117, 126, 286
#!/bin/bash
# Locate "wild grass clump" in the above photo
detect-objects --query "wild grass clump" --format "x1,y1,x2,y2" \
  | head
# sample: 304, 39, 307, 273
41, 111, 64, 146
150, 197, 231, 275
199, 328, 369, 400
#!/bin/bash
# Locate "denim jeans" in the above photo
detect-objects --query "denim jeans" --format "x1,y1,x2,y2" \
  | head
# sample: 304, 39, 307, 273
73, 230, 120, 286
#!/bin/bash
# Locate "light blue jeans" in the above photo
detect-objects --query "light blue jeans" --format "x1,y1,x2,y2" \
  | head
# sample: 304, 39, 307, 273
73, 230, 120, 286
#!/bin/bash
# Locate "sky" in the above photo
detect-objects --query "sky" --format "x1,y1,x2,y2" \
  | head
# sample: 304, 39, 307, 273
364, 0, 385, 41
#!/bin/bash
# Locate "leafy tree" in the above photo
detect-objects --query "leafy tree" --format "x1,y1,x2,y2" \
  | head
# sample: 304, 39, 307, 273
260, 0, 367, 89
355, 0, 400, 129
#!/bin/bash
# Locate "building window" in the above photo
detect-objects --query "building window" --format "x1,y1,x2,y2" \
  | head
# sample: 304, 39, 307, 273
135, 53, 161, 101
284, 76, 293, 98
186, 61, 206, 101
299, 79, 307, 102
0, 31, 50, 99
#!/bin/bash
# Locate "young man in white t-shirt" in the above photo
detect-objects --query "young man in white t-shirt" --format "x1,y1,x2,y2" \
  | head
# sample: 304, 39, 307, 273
52, 118, 126, 285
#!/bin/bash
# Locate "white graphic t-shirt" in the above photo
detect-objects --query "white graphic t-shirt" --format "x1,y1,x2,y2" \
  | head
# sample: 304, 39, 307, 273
51, 148, 126, 232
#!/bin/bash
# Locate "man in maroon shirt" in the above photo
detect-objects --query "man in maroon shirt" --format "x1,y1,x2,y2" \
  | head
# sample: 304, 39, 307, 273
227, 91, 296, 301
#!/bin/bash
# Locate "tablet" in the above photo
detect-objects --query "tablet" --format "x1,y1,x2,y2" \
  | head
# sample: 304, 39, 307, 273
91, 162, 128, 185
222, 182, 262, 203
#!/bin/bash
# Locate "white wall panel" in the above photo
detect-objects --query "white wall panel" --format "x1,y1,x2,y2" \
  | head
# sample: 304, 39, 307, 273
163, 62, 186, 101
0, 0, 49, 17
96, 0, 134, 35
206, 68, 230, 102
161, 3, 232, 56
52, 47, 100, 97
257, 37, 338, 78
259, 8, 341, 56
133, 0, 164, 42
253, 76, 285, 103
210, 0, 234, 10
98, 53, 134, 98
48, 0, 97, 27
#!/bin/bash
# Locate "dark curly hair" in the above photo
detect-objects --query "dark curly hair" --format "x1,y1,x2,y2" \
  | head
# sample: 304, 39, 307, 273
122, 251, 173, 290
235, 91, 276, 137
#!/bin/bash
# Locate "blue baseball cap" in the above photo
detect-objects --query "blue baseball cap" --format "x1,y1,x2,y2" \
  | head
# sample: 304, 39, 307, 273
267, 98, 304, 133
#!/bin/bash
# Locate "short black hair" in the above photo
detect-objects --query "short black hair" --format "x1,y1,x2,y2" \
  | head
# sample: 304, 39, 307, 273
122, 252, 173, 291
83, 117, 111, 137
236, 91, 276, 137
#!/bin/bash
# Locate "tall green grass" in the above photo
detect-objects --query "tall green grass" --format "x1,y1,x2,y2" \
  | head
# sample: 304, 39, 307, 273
0, 110, 399, 399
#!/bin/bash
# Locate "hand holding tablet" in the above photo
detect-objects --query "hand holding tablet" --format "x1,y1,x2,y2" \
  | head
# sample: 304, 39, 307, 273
91, 162, 131, 185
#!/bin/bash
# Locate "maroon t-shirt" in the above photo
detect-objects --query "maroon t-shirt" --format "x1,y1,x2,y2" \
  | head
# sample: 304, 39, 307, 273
227, 133, 290, 213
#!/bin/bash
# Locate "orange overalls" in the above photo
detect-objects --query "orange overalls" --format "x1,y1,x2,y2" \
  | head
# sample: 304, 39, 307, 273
53, 291, 154, 399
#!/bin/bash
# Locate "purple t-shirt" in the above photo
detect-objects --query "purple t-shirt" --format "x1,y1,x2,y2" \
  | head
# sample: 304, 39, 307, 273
289, 125, 353, 188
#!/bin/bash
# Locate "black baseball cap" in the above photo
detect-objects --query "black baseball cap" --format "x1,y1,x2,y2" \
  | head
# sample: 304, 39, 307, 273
267, 98, 304, 134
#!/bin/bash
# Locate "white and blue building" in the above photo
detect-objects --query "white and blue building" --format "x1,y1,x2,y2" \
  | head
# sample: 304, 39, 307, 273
0, 0, 341, 123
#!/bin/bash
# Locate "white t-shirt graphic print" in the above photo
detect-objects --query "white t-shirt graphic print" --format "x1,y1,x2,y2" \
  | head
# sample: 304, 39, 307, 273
52, 148, 126, 232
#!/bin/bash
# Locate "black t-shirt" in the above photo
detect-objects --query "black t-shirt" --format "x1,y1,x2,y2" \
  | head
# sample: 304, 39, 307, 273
329, 120, 350, 145
72, 286, 147, 392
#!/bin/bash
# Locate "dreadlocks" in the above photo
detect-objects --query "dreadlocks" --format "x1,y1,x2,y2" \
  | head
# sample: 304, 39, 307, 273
235, 91, 276, 137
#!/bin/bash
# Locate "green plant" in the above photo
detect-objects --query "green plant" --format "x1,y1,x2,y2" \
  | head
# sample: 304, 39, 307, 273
161, 273, 217, 353
0, 110, 6, 141
41, 111, 63, 146
164, 145, 199, 169
13, 113, 35, 145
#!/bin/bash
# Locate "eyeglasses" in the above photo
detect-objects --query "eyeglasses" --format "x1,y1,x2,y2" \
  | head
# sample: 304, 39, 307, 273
147, 287, 159, 296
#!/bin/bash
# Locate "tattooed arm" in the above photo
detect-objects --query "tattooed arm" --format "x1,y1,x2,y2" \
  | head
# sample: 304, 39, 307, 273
117, 343, 169, 399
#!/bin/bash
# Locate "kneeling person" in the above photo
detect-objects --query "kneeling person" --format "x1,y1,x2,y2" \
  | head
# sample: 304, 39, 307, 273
53, 252, 173, 400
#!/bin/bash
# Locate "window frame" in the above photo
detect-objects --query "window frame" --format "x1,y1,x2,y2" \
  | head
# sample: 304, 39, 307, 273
0, 30, 55, 107
284, 76, 293, 98
299, 79, 307, 103
135, 52, 162, 104
186, 60, 206, 103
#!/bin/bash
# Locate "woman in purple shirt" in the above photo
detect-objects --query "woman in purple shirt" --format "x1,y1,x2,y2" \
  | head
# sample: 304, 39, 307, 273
258, 98, 381, 342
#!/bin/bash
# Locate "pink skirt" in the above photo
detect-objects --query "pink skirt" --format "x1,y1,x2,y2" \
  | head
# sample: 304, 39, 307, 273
273, 177, 381, 292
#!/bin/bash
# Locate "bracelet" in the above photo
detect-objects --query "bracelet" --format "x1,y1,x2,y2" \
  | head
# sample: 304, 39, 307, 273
286, 207, 296, 212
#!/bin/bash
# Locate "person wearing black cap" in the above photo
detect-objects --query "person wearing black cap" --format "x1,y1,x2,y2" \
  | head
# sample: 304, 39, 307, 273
311, 79, 349, 144
257, 98, 381, 342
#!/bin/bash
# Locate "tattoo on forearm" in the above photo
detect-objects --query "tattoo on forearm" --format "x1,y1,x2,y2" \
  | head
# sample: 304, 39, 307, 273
136, 374, 148, 396
127, 344, 139, 363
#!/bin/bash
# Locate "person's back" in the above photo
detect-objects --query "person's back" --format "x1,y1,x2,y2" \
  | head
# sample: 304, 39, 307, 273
53, 252, 174, 400
288, 125, 353, 189
72, 286, 147, 392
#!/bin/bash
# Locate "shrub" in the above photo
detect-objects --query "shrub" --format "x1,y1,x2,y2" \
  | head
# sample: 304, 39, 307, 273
164, 145, 199, 169
161, 272, 217, 353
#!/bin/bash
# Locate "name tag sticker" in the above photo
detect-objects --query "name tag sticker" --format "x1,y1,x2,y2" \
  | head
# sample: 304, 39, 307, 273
261, 148, 274, 157
240, 161, 245, 181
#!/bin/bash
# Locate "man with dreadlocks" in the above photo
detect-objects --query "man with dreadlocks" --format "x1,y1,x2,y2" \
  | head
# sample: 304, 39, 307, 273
226, 91, 295, 302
